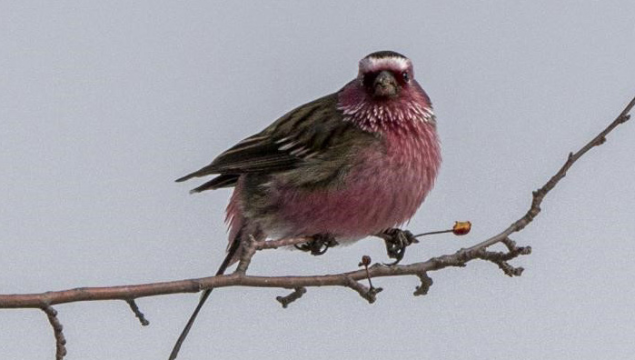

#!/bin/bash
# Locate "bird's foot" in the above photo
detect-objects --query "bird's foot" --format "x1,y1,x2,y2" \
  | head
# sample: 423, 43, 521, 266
295, 234, 339, 256
377, 228, 419, 265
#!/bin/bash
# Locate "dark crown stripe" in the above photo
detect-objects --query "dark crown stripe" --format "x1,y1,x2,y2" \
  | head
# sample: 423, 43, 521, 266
365, 50, 407, 60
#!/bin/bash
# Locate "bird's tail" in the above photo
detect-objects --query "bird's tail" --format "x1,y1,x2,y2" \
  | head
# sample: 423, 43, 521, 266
168, 234, 242, 360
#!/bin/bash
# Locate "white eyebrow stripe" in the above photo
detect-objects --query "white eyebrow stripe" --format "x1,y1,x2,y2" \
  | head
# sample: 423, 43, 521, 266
359, 57, 410, 72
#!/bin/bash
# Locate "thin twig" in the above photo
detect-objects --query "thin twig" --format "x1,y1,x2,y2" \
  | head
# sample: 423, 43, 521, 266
413, 229, 453, 237
344, 276, 382, 303
126, 300, 150, 326
236, 236, 312, 274
42, 305, 67, 360
276, 287, 307, 308
256, 237, 311, 250
461, 96, 634, 252
414, 272, 433, 296
235, 235, 258, 274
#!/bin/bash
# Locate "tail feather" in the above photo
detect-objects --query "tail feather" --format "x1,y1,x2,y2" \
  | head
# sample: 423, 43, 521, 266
168, 232, 242, 360
175, 164, 218, 183
175, 172, 198, 183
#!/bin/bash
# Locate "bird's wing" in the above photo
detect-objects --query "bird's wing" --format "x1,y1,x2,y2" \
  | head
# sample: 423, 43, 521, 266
176, 93, 359, 188
187, 174, 240, 193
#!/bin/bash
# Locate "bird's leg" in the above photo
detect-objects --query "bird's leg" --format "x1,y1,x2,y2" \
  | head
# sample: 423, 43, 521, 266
375, 228, 419, 265
295, 234, 339, 256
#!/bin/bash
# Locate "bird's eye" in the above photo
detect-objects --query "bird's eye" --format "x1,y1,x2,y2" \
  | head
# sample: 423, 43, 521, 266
402, 71, 410, 82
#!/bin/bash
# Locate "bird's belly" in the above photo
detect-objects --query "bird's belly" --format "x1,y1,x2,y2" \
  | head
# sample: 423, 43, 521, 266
265, 139, 438, 240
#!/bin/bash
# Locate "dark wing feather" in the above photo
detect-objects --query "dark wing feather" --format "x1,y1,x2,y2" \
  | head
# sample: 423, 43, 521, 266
175, 134, 298, 182
189, 174, 239, 193
176, 93, 349, 191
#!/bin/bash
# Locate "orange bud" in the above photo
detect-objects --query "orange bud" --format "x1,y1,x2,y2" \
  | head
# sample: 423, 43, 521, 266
452, 221, 471, 236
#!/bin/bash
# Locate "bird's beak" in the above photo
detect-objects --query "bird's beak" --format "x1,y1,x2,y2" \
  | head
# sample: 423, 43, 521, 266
373, 70, 398, 98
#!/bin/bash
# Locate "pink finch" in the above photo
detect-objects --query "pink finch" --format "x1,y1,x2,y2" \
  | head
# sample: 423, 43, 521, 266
171, 50, 441, 358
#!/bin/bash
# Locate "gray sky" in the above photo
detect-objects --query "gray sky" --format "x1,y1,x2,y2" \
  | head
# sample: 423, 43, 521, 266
2, 1, 635, 359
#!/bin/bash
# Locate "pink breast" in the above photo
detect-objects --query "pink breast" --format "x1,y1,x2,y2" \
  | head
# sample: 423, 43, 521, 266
273, 124, 440, 240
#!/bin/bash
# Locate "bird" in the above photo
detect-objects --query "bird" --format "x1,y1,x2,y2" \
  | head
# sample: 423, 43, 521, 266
170, 50, 441, 359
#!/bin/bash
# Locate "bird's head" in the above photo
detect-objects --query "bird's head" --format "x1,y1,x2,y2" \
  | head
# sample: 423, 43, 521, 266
338, 51, 434, 132
357, 51, 414, 99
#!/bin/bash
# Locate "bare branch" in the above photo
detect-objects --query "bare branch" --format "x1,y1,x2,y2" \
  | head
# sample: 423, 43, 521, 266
0, 261, 465, 307
460, 96, 634, 252
0, 247, 530, 308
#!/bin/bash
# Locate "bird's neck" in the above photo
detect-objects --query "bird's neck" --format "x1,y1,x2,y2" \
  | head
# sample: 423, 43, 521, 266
337, 83, 435, 134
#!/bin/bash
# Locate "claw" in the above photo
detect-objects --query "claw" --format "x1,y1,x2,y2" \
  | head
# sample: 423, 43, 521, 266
383, 247, 406, 266
295, 234, 338, 256
377, 229, 418, 265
